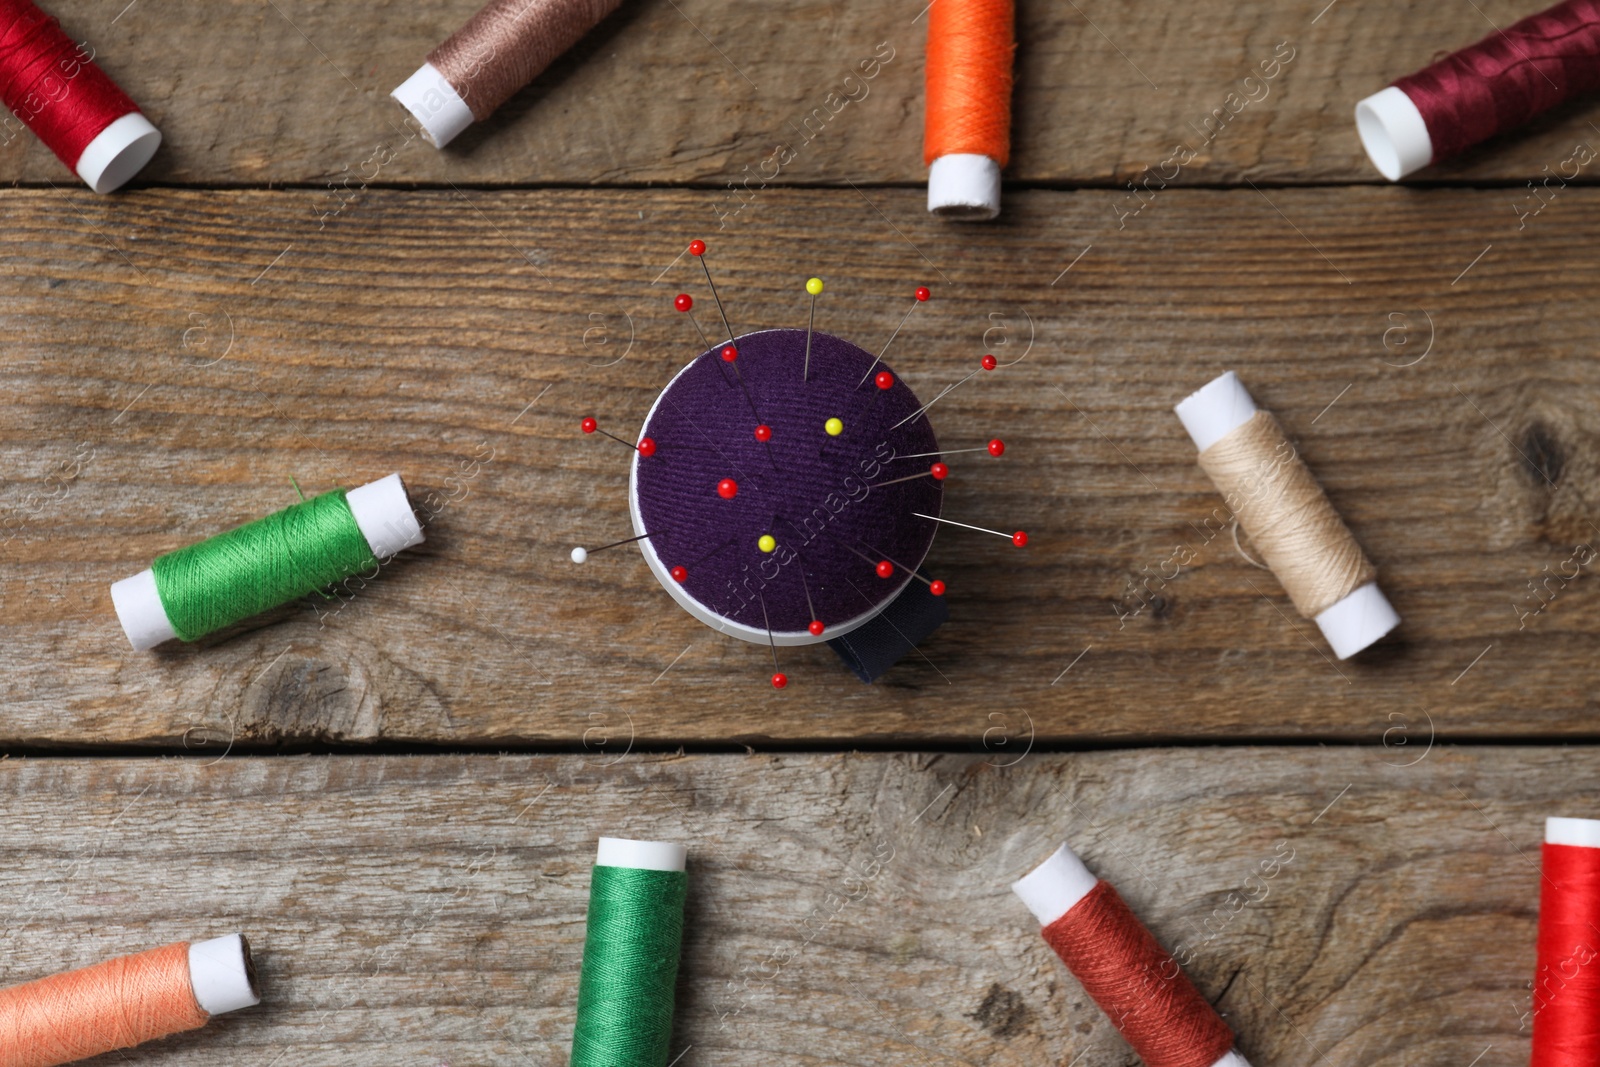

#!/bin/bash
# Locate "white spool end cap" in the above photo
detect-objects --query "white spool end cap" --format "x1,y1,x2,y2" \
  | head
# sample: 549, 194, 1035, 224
1212, 1052, 1255, 1067
1011, 842, 1098, 927
928, 153, 1001, 220
188, 934, 259, 1016
75, 112, 161, 194
1355, 86, 1432, 182
1175, 370, 1257, 451
1313, 579, 1399, 659
1547, 816, 1600, 847
392, 62, 474, 148
596, 837, 687, 872
111, 567, 176, 651
346, 473, 424, 559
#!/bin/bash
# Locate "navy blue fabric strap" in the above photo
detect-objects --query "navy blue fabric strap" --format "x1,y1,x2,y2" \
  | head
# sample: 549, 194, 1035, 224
827, 577, 949, 683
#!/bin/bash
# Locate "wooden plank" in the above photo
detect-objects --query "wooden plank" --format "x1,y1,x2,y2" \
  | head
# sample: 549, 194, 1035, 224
4, 0, 1598, 187
0, 749, 1567, 1064
2, 185, 1597, 747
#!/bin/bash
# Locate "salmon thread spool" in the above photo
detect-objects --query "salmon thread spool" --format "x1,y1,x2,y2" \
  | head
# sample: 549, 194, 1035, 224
924, 0, 1015, 220
0, 0, 161, 192
1355, 0, 1600, 180
0, 934, 259, 1067
1013, 844, 1254, 1067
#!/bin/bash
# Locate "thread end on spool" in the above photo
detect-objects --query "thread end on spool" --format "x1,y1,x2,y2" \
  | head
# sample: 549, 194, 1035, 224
1011, 842, 1098, 927
1313, 580, 1399, 658
1547, 816, 1600, 847
1175, 371, 1257, 452
188, 934, 260, 1016
1355, 86, 1432, 182
76, 112, 161, 194
346, 473, 424, 559
928, 154, 1001, 220
392, 62, 474, 148
596, 837, 687, 872
111, 567, 178, 650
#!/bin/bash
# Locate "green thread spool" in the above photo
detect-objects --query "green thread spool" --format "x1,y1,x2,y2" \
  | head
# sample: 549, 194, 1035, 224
111, 473, 424, 650
572, 837, 688, 1067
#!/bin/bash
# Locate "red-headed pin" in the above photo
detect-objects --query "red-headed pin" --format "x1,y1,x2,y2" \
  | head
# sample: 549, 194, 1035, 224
875, 371, 894, 390
913, 511, 1029, 547
717, 478, 738, 499
674, 293, 693, 312
670, 566, 687, 582
582, 417, 654, 456
808, 620, 825, 636
754, 424, 772, 442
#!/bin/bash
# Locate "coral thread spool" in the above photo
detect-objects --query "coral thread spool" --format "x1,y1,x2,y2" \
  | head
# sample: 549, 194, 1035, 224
393, 0, 624, 147
1175, 371, 1399, 659
572, 837, 687, 1067
1355, 0, 1600, 180
109, 472, 424, 650
0, 934, 259, 1067
1531, 816, 1600, 1067
1013, 844, 1253, 1067
924, 0, 1015, 219
0, 0, 161, 192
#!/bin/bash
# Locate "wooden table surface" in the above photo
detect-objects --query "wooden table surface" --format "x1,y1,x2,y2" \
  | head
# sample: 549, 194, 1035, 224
1, 0, 1597, 1062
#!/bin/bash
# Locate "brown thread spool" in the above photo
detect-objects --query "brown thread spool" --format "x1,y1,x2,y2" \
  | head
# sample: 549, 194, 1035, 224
1175, 371, 1399, 658
392, 0, 623, 147
1012, 843, 1253, 1067
0, 935, 259, 1067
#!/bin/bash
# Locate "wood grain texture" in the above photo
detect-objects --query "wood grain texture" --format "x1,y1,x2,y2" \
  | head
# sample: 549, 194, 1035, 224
0, 748, 1570, 1065
3, 185, 1598, 747
4, 0, 1600, 187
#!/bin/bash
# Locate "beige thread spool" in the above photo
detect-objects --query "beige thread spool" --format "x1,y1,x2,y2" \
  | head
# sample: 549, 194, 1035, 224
1175, 371, 1399, 658
392, 0, 624, 147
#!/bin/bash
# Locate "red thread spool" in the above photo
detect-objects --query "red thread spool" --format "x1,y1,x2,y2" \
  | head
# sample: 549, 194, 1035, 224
0, 0, 158, 192
1013, 843, 1250, 1067
1531, 817, 1600, 1067
1356, 0, 1600, 179
924, 0, 1014, 219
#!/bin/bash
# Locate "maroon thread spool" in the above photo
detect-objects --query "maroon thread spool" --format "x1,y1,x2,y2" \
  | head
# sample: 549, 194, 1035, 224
1356, 0, 1600, 179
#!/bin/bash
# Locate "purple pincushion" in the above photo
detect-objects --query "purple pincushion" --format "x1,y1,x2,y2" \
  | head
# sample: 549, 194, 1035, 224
631, 328, 943, 639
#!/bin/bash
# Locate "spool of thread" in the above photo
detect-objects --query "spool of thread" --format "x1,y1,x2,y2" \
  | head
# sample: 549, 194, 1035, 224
924, 0, 1015, 220
0, 0, 160, 192
393, 0, 623, 148
1174, 371, 1399, 659
110, 473, 424, 651
1013, 844, 1253, 1067
1355, 0, 1600, 180
572, 837, 687, 1067
0, 933, 258, 1067
1531, 816, 1600, 1067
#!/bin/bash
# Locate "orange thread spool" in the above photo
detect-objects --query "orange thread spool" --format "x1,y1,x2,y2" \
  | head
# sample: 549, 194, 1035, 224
924, 0, 1015, 219
0, 943, 210, 1067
